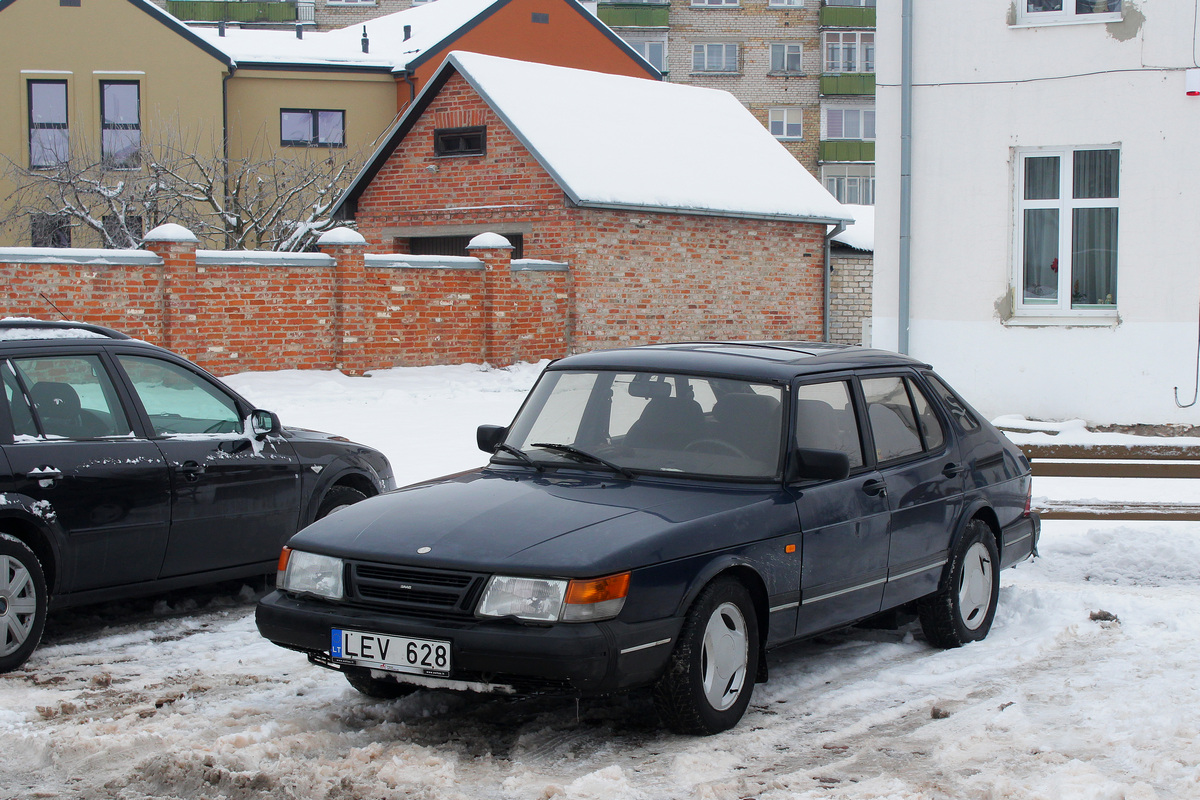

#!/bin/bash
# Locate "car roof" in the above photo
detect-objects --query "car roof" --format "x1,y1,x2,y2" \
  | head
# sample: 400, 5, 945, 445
550, 341, 931, 382
0, 319, 169, 354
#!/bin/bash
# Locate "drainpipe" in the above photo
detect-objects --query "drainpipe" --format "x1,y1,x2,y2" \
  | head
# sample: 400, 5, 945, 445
823, 221, 846, 343
222, 65, 235, 250
898, 0, 914, 353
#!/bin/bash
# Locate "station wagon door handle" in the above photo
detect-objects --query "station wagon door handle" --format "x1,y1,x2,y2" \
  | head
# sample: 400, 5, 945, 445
179, 461, 205, 481
942, 462, 965, 478
861, 478, 888, 497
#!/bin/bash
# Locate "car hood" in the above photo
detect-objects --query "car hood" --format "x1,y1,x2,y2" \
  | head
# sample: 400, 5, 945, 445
287, 468, 790, 575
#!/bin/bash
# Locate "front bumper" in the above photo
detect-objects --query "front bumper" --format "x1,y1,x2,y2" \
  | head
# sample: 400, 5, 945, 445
256, 590, 683, 696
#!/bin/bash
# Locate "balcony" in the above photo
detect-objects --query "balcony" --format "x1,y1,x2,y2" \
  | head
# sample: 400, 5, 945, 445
166, 0, 299, 23
820, 73, 875, 95
596, 3, 671, 28
820, 6, 875, 28
820, 140, 875, 162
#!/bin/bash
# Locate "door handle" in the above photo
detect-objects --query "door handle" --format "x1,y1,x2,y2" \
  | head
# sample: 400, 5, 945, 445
942, 462, 965, 478
861, 478, 888, 497
179, 461, 205, 482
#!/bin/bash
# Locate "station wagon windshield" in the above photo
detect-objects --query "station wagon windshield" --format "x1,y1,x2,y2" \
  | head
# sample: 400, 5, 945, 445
500, 370, 785, 480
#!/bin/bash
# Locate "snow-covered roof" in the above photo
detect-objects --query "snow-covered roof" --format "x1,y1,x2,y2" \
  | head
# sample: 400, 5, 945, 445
832, 204, 874, 252
341, 52, 851, 225
186, 0, 637, 75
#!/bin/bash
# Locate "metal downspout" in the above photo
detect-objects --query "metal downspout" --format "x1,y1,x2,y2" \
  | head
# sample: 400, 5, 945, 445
222, 67, 235, 250
824, 221, 847, 342
899, 0, 914, 353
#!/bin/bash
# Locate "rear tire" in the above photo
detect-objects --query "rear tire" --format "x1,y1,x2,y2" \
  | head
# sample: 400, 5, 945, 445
653, 577, 759, 735
345, 668, 419, 700
0, 534, 48, 673
918, 519, 1000, 649
316, 486, 368, 520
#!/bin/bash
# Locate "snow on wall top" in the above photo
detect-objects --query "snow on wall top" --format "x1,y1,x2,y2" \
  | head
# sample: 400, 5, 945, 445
449, 52, 851, 223
189, 0, 501, 71
832, 204, 874, 252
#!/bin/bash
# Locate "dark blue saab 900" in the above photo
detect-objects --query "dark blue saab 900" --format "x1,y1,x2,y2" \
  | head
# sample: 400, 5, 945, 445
256, 342, 1039, 734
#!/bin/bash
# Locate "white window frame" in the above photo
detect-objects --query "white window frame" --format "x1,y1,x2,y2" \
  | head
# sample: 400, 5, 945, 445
1012, 145, 1120, 321
768, 108, 803, 140
769, 43, 804, 74
768, 0, 803, 6
626, 36, 668, 74
822, 164, 875, 205
1017, 1, 1121, 25
823, 106, 875, 140
692, 0, 739, 6
825, 0, 875, 6
823, 31, 874, 74
692, 43, 739, 74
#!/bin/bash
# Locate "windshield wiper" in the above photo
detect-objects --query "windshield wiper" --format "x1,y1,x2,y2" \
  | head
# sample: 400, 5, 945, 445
494, 443, 544, 471
530, 442, 635, 480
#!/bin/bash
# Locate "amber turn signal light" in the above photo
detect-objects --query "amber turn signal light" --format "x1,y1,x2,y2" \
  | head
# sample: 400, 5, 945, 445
565, 572, 631, 605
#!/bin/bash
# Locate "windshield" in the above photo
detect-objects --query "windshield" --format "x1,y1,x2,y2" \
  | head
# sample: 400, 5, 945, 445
501, 370, 785, 480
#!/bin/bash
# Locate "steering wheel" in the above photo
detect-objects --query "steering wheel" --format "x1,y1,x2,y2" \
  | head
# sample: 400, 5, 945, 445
684, 439, 749, 459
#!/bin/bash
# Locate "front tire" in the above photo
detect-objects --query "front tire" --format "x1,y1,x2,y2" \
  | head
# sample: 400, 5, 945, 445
918, 519, 1000, 649
653, 578, 759, 735
316, 486, 368, 520
0, 534, 48, 673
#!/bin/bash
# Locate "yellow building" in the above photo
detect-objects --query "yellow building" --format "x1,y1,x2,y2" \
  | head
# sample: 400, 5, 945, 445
0, 0, 655, 248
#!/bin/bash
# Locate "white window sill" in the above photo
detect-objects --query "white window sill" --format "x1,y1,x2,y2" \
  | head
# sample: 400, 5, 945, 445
774, 136, 804, 142
690, 71, 741, 77
1004, 313, 1119, 327
1010, 15, 1121, 28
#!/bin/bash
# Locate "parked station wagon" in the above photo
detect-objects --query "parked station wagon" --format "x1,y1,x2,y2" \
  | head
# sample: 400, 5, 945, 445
257, 342, 1039, 734
0, 320, 394, 673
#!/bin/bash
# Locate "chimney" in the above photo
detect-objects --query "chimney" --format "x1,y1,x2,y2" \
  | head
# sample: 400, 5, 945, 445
218, 20, 225, 36
403, 24, 411, 41
295, 23, 303, 39
361, 26, 369, 53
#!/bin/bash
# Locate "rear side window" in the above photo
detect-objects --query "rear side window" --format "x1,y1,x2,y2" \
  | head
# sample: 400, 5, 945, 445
794, 380, 864, 469
924, 372, 981, 432
10, 355, 132, 439
861, 375, 947, 464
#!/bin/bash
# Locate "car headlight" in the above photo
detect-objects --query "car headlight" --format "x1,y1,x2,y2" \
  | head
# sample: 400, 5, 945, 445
477, 572, 629, 622
278, 547, 344, 600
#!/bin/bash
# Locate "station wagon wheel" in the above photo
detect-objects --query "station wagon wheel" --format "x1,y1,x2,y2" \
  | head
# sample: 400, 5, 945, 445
653, 577, 759, 735
917, 519, 1000, 649
316, 486, 368, 520
0, 534, 48, 673
344, 667, 420, 700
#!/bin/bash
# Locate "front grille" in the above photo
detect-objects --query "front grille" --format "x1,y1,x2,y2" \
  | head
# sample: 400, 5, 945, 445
347, 561, 487, 620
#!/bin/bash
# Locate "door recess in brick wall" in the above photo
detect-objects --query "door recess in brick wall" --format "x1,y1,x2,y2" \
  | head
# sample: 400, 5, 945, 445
406, 234, 524, 259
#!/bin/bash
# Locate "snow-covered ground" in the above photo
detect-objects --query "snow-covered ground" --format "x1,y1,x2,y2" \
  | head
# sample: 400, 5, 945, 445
3, 363, 1199, 800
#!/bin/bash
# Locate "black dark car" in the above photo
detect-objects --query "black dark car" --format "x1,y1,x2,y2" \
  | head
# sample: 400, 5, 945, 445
0, 319, 394, 673
257, 342, 1039, 734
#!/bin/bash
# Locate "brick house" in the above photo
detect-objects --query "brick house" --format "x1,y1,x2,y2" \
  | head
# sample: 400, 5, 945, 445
337, 51, 851, 354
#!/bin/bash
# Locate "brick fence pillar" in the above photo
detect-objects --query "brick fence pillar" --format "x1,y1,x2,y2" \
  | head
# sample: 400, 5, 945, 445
318, 227, 370, 375
143, 223, 200, 360
469, 232, 516, 367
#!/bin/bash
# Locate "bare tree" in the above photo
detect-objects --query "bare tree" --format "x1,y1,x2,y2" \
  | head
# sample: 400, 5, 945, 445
1, 129, 365, 251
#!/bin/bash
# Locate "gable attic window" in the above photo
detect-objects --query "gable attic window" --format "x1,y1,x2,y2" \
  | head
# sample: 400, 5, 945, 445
434, 126, 486, 157
1018, 0, 1121, 25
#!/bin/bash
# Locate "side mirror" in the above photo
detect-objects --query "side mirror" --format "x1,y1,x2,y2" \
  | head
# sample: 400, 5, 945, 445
477, 424, 508, 454
250, 409, 282, 439
788, 447, 851, 483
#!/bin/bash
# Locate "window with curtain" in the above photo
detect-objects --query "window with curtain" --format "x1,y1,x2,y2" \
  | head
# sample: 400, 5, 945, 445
770, 43, 804, 73
692, 43, 739, 73
100, 81, 140, 168
825, 107, 875, 140
1020, 0, 1121, 23
1016, 147, 1119, 314
823, 31, 874, 73
768, 108, 803, 139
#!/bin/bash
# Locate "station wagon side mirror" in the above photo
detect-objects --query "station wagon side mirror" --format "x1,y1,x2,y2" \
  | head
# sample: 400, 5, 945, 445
250, 409, 282, 439
788, 447, 851, 484
477, 424, 508, 453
